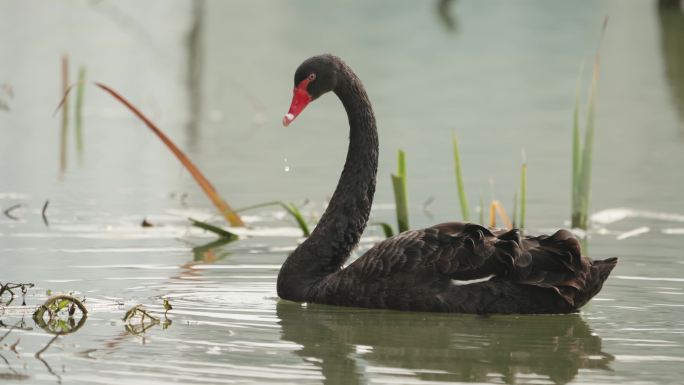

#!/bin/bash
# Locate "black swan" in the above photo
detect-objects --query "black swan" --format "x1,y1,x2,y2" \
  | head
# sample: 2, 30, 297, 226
278, 54, 617, 314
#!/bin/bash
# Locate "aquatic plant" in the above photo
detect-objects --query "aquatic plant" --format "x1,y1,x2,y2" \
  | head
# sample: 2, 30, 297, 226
371, 222, 395, 238
236, 201, 310, 236
0, 282, 34, 301
391, 149, 409, 232
59, 54, 69, 175
519, 152, 527, 230
123, 303, 171, 333
75, 66, 86, 158
33, 294, 88, 346
57, 83, 245, 227
452, 133, 522, 230
488, 200, 512, 229
571, 21, 605, 230
452, 133, 470, 221
189, 217, 239, 240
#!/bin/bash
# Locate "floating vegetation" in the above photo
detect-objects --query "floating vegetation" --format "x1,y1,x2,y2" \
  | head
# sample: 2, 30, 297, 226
163, 298, 172, 317
32, 294, 88, 336
0, 282, 34, 306
123, 303, 171, 334
452, 133, 470, 222
57, 82, 245, 227
571, 18, 606, 230
391, 149, 409, 233
237, 201, 310, 237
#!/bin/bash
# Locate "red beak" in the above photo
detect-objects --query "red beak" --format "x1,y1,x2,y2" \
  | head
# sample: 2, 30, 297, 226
283, 79, 312, 126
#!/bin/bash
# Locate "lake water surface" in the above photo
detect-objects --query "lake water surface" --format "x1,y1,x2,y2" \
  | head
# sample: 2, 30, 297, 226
1, 1, 684, 384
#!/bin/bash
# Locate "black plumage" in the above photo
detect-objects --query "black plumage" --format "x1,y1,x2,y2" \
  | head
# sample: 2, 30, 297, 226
278, 54, 617, 314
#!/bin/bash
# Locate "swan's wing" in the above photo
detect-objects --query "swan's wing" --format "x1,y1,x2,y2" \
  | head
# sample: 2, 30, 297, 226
348, 222, 504, 281
347, 222, 588, 302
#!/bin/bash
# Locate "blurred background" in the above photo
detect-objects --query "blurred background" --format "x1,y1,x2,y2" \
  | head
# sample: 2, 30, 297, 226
1, 1, 683, 384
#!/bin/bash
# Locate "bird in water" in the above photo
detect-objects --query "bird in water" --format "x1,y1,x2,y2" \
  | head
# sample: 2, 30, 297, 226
278, 54, 617, 314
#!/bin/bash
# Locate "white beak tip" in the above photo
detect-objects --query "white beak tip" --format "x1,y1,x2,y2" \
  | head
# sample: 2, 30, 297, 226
283, 113, 295, 126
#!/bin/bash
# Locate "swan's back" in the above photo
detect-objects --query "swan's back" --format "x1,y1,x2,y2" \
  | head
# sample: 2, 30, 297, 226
309, 223, 617, 314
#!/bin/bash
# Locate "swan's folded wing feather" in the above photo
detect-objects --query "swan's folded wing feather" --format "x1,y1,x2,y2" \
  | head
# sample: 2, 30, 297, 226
349, 222, 510, 281
348, 223, 591, 306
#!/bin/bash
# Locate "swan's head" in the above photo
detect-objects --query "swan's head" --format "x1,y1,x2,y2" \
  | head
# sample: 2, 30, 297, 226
283, 54, 339, 126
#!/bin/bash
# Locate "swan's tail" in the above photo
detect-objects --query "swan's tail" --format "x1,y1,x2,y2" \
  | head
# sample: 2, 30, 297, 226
506, 229, 618, 311
572, 257, 618, 310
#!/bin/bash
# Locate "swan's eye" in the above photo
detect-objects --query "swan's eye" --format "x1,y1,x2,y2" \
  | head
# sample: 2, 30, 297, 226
307, 73, 316, 82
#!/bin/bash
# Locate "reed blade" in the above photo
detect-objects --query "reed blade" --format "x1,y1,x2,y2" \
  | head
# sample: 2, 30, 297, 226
391, 150, 409, 233
236, 200, 309, 237
571, 63, 584, 227
371, 222, 395, 238
512, 191, 518, 229
519, 156, 527, 230
452, 132, 470, 221
75, 67, 86, 158
189, 218, 238, 240
489, 201, 496, 228
578, 59, 600, 229
285, 203, 311, 237
59, 54, 69, 176
492, 200, 513, 229
92, 82, 245, 227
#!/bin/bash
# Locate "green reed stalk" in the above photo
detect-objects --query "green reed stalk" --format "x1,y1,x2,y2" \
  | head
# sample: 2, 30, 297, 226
189, 217, 238, 240
512, 191, 518, 229
236, 200, 309, 237
571, 64, 583, 228
371, 222, 395, 238
391, 150, 409, 233
577, 60, 599, 229
519, 158, 527, 230
452, 132, 470, 221
571, 19, 606, 230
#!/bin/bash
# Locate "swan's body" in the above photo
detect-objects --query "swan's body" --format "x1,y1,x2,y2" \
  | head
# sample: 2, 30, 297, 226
278, 54, 617, 314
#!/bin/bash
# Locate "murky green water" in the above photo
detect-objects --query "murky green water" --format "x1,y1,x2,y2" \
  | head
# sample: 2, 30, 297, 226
1, 0, 684, 384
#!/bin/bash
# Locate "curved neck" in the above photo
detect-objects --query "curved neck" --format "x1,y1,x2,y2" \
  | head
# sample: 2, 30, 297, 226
278, 64, 378, 301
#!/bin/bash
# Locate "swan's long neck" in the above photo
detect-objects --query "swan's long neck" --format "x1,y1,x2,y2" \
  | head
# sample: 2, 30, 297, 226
277, 66, 378, 301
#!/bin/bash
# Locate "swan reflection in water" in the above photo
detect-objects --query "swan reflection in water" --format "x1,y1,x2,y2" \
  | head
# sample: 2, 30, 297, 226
277, 301, 613, 385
